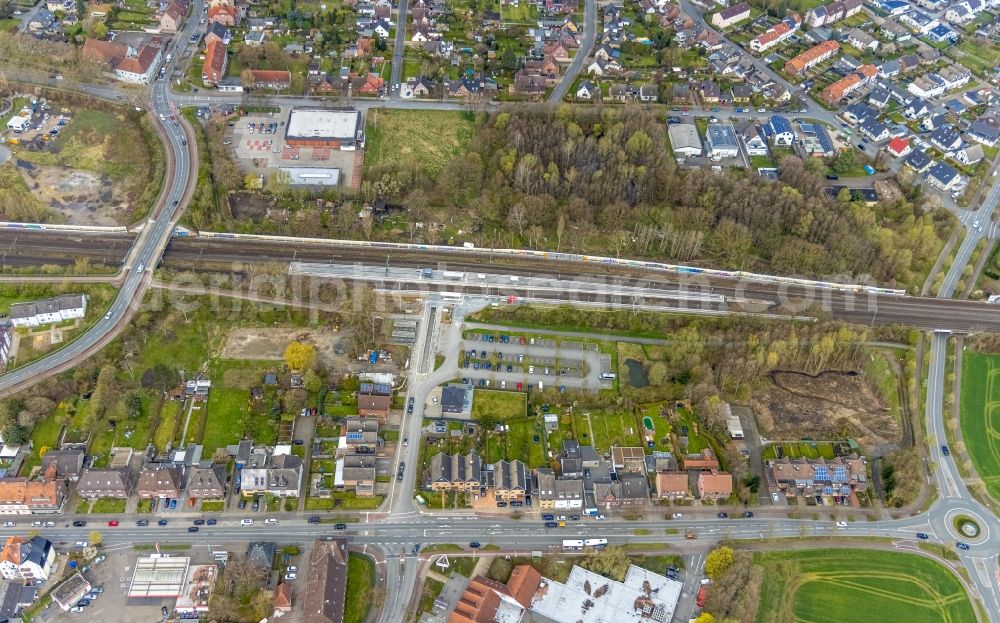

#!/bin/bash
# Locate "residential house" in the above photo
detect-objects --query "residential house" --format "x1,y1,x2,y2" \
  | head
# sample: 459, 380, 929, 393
860, 118, 890, 142
805, 0, 862, 27
342, 417, 379, 455
930, 126, 963, 152
40, 449, 84, 482
927, 23, 958, 44
0, 536, 55, 582
248, 69, 291, 90
820, 64, 877, 104
750, 14, 801, 53
904, 149, 934, 173
899, 10, 938, 35
967, 119, 1000, 147
765, 115, 795, 145
576, 80, 598, 100
768, 455, 868, 498
27, 9, 54, 31
357, 393, 391, 420
247, 541, 276, 570
274, 583, 292, 614
448, 574, 525, 623
240, 454, 303, 497
700, 80, 721, 103
492, 460, 531, 502
207, 3, 238, 26
904, 99, 930, 119
159, 1, 184, 32
560, 441, 584, 478
639, 84, 658, 102
587, 58, 620, 76
76, 468, 130, 499
543, 41, 571, 62
922, 113, 950, 132
355, 73, 385, 95
742, 124, 769, 156
610, 447, 647, 475
202, 40, 227, 85
886, 137, 912, 157
956, 144, 984, 165
731, 84, 752, 103
593, 473, 647, 510
711, 2, 750, 28
338, 455, 376, 496
697, 471, 733, 500
204, 21, 231, 46
655, 472, 689, 499
136, 465, 184, 499
847, 28, 879, 51
868, 87, 890, 109
784, 40, 839, 76
880, 19, 911, 42
186, 465, 227, 499
303, 538, 348, 623
512, 71, 548, 99
535, 469, 583, 509
427, 452, 482, 491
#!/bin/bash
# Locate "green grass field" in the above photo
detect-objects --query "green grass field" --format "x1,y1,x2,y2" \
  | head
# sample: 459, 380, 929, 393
363, 109, 475, 177
472, 389, 527, 421
959, 351, 1000, 500
345, 554, 375, 623
754, 549, 975, 623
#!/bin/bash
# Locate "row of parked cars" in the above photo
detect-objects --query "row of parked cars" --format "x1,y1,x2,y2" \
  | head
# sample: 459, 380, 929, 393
69, 586, 104, 614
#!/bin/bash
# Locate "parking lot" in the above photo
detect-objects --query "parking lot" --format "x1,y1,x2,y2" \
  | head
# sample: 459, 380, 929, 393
43, 548, 165, 623
226, 107, 359, 188
458, 333, 613, 392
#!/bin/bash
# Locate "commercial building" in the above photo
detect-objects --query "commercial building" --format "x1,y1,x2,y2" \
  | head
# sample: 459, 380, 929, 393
706, 124, 740, 159
668, 123, 702, 157
51, 573, 91, 610
82, 40, 162, 84
281, 167, 341, 188
0, 472, 66, 515
535, 469, 584, 509
7, 294, 86, 328
784, 40, 839, 75
284, 108, 362, 150
128, 556, 190, 598
174, 565, 218, 617
528, 564, 683, 623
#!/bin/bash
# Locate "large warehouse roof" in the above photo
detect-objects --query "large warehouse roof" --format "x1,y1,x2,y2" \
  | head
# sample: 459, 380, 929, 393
128, 556, 190, 598
707, 124, 738, 148
285, 108, 360, 141
668, 123, 702, 154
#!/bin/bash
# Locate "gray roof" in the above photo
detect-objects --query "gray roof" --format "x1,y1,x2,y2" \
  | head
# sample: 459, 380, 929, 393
247, 541, 275, 569
428, 452, 481, 485
8, 294, 85, 320
41, 448, 84, 478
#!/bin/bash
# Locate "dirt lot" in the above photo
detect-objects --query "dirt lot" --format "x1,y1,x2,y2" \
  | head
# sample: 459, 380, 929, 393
751, 370, 900, 448
16, 163, 125, 225
221, 327, 344, 362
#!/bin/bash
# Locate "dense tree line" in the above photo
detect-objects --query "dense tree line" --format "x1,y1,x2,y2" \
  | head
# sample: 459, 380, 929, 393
365, 108, 951, 288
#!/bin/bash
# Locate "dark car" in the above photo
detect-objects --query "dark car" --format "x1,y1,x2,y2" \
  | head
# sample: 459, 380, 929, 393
469, 542, 481, 548
570, 515, 580, 521
544, 522, 558, 528
542, 514, 555, 521
957, 541, 970, 550
136, 520, 149, 527
397, 463, 405, 482
193, 519, 205, 526
916, 532, 929, 540
72, 520, 86, 527
407, 398, 414, 415
826, 174, 839, 180
744, 511, 754, 518
206, 519, 217, 526
308, 516, 321, 525
158, 519, 168, 527
238, 498, 247, 509
717, 512, 728, 519
187, 527, 199, 533
293, 439, 304, 445
334, 523, 347, 530
941, 445, 950, 456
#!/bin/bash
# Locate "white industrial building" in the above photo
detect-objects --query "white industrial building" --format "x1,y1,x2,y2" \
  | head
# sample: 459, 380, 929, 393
707, 124, 740, 159
529, 564, 683, 623
128, 555, 190, 598
668, 123, 702, 157
284, 108, 362, 150
281, 167, 341, 187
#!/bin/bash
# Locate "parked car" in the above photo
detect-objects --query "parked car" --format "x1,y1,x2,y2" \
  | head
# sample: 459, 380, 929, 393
241, 518, 254, 526
107, 521, 118, 527
157, 520, 168, 526
206, 519, 217, 526
544, 522, 558, 528
835, 521, 848, 527
193, 519, 205, 526
717, 512, 728, 519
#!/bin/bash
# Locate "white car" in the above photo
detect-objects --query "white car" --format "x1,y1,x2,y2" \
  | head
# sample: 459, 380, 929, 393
2, 522, 14, 527
835, 521, 848, 527
264, 518, 279, 525
31, 521, 41, 528
241, 518, 254, 526
284, 573, 297, 580
137, 263, 144, 272
287, 566, 297, 573
671, 513, 683, 519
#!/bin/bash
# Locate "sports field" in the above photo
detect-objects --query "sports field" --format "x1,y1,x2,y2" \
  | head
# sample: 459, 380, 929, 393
754, 549, 975, 623
959, 351, 1000, 500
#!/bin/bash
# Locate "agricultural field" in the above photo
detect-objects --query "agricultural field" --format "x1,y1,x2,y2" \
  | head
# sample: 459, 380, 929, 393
959, 351, 1000, 501
754, 549, 976, 623
363, 109, 475, 178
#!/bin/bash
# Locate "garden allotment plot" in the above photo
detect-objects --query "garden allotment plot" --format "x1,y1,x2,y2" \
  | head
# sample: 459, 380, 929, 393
959, 352, 1000, 501
755, 549, 975, 623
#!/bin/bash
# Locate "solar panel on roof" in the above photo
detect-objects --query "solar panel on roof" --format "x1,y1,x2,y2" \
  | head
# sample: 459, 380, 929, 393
346, 432, 364, 441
